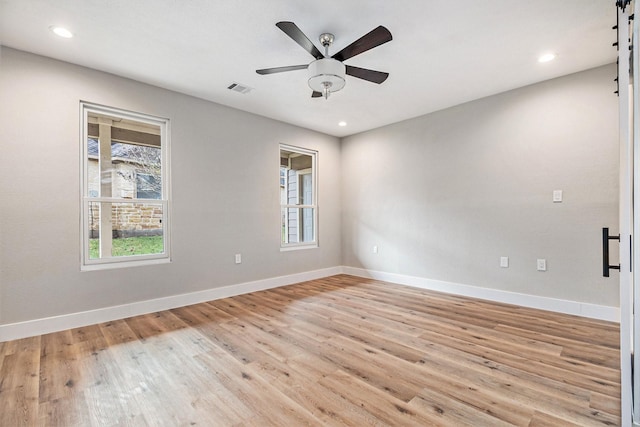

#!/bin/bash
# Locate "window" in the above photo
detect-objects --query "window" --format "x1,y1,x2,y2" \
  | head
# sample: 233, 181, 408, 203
136, 173, 161, 199
280, 145, 317, 249
81, 102, 170, 269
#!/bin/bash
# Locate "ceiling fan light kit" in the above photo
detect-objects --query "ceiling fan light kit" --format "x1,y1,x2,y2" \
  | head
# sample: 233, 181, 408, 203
308, 59, 346, 99
257, 21, 392, 100
308, 32, 345, 99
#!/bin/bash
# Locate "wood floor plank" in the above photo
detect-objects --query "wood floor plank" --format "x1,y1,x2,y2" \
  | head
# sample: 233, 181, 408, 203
194, 348, 322, 426
590, 391, 622, 417
37, 391, 92, 427
527, 410, 584, 427
0, 336, 41, 427
319, 369, 438, 426
407, 389, 521, 427
244, 354, 382, 426
418, 327, 619, 399
0, 274, 621, 425
494, 324, 620, 370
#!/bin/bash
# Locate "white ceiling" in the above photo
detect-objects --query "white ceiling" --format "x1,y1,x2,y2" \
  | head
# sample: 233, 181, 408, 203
0, 0, 616, 137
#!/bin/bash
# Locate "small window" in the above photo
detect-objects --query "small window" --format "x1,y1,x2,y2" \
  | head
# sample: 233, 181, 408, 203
280, 145, 317, 249
81, 102, 170, 269
136, 173, 161, 200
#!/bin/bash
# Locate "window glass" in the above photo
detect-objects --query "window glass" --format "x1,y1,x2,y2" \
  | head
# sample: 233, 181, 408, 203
280, 145, 317, 249
136, 173, 161, 200
81, 103, 170, 269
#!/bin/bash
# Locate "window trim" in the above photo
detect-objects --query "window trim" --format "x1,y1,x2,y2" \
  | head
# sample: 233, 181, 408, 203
279, 144, 318, 251
80, 102, 171, 270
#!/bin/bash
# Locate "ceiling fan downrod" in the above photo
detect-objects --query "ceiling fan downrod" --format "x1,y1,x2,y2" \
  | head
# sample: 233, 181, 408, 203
319, 33, 334, 56
319, 33, 336, 99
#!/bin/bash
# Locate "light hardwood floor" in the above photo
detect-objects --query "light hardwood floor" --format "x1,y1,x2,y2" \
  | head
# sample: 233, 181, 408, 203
0, 275, 620, 426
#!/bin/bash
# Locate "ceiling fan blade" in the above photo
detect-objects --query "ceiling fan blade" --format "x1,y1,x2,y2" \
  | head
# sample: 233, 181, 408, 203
256, 64, 308, 75
276, 21, 324, 60
311, 91, 323, 98
332, 26, 392, 62
345, 65, 389, 84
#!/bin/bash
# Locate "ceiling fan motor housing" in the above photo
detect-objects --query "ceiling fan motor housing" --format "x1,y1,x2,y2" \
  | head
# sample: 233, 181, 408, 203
308, 58, 346, 94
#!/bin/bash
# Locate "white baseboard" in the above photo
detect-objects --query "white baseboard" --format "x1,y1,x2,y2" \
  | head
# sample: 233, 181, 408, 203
342, 266, 620, 323
0, 266, 341, 342
0, 265, 619, 342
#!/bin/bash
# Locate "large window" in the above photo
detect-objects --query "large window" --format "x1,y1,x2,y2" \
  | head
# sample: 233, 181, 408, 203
81, 102, 170, 269
280, 145, 317, 249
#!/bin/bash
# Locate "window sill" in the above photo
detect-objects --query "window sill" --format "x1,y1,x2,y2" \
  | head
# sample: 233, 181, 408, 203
81, 256, 171, 271
280, 244, 318, 252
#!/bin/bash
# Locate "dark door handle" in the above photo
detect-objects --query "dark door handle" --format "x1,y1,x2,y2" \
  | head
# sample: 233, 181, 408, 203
602, 227, 620, 277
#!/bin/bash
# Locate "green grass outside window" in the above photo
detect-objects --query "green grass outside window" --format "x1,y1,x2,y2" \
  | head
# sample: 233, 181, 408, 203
89, 236, 164, 259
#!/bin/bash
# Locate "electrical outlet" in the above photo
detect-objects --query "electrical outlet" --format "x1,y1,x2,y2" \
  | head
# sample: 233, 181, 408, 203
553, 190, 563, 203
235, 254, 242, 264
373, 245, 378, 254
500, 256, 509, 268
537, 258, 546, 271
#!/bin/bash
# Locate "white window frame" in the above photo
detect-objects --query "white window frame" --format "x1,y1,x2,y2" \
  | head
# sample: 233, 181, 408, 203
280, 144, 318, 251
80, 102, 171, 270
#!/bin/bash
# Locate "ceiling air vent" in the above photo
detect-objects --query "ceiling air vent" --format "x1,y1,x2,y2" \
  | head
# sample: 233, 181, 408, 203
228, 82, 253, 94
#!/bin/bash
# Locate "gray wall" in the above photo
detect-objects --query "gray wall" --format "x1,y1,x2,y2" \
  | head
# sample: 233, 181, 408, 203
341, 65, 619, 307
0, 47, 620, 327
0, 47, 342, 324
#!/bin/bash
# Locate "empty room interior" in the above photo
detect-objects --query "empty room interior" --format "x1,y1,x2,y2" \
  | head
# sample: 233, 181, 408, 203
1, 1, 639, 426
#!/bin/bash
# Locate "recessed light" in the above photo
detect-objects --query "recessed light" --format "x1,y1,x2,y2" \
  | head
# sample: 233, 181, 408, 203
338, 121, 347, 127
538, 53, 556, 63
50, 26, 73, 38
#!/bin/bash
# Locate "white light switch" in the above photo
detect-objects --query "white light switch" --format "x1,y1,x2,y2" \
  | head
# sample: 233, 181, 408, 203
500, 257, 509, 268
373, 245, 378, 254
553, 190, 563, 203
235, 254, 242, 264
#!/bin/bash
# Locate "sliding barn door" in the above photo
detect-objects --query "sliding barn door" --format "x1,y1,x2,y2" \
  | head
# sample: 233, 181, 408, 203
633, 2, 640, 423
618, 1, 638, 425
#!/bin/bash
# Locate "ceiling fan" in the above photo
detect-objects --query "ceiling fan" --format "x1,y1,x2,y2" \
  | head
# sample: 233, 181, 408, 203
256, 21, 392, 99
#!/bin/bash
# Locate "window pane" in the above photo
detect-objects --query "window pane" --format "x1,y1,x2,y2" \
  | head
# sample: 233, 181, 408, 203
281, 207, 287, 244
88, 201, 100, 259
300, 207, 315, 242
112, 142, 161, 199
286, 208, 300, 243
86, 113, 162, 200
280, 167, 286, 188
299, 172, 313, 205
136, 173, 161, 199
88, 201, 164, 258
281, 207, 314, 244
87, 138, 100, 197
